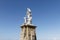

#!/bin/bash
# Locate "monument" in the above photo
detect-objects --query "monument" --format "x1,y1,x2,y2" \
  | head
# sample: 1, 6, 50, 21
20, 8, 37, 40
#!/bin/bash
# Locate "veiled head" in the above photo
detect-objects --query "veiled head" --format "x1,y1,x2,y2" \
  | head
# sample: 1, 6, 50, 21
27, 8, 31, 12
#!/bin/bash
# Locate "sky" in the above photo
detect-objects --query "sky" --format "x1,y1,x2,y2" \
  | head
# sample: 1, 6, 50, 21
0, 0, 60, 40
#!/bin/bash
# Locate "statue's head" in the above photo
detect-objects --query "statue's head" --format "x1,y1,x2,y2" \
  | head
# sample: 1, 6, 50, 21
27, 8, 31, 13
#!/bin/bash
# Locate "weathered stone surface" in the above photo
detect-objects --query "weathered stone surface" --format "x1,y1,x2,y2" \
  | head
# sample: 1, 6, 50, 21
20, 25, 36, 40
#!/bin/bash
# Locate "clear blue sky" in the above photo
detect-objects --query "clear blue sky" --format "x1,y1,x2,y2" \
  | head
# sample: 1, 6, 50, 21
0, 0, 60, 40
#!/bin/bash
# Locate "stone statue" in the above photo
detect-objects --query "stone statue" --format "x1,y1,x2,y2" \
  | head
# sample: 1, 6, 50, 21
24, 8, 32, 25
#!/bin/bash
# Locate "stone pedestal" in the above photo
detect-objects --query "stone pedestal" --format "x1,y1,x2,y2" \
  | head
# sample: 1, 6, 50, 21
20, 24, 36, 40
